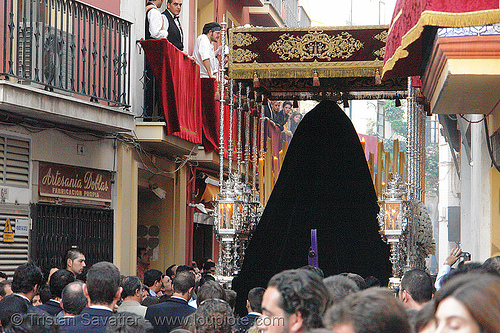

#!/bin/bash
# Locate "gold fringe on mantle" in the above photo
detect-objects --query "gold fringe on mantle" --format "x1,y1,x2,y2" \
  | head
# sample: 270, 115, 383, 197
230, 60, 383, 80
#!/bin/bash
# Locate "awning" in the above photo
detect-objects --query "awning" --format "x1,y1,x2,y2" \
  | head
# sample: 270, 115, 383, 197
382, 0, 500, 79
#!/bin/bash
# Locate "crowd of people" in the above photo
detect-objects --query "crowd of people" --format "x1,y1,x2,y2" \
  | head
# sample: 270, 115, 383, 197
264, 100, 303, 141
0, 246, 498, 333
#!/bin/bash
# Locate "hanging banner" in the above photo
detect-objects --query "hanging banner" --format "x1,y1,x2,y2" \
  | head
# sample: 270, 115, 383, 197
140, 39, 203, 144
229, 25, 389, 80
39, 162, 112, 203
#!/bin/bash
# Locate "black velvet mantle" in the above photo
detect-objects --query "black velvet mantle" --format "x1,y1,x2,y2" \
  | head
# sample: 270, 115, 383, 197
233, 100, 391, 315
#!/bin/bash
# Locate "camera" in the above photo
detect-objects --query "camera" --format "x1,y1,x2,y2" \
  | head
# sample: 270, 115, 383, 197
461, 252, 471, 261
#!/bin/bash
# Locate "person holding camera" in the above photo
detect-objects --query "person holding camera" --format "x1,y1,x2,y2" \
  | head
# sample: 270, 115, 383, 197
434, 247, 472, 290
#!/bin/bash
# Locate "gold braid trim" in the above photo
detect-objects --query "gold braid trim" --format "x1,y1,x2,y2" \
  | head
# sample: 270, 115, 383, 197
382, 9, 500, 78
388, 9, 403, 35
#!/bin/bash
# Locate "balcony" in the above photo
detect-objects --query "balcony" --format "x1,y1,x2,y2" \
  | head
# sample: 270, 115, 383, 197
0, 0, 134, 134
247, 0, 285, 27
422, 26, 500, 115
139, 39, 288, 161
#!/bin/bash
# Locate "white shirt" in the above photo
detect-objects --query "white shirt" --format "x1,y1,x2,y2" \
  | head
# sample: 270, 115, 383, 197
434, 264, 451, 290
89, 305, 113, 312
147, 5, 169, 39
192, 34, 217, 78
188, 298, 197, 309
14, 293, 31, 302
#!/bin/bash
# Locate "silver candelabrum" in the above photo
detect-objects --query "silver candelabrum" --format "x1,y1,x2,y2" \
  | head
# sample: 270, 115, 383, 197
377, 173, 408, 291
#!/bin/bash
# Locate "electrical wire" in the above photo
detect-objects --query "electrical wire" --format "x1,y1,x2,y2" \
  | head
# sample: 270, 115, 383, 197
453, 98, 500, 173
0, 111, 198, 176
484, 117, 500, 173
115, 132, 198, 176
459, 98, 500, 124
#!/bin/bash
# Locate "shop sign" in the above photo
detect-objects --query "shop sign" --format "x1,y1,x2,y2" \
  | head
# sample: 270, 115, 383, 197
39, 162, 112, 203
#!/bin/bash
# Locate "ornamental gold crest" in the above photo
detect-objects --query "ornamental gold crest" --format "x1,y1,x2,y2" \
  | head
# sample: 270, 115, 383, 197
269, 31, 364, 61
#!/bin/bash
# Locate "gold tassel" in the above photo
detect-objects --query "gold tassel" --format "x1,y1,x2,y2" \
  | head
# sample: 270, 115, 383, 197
253, 71, 260, 88
375, 69, 382, 85
312, 71, 320, 87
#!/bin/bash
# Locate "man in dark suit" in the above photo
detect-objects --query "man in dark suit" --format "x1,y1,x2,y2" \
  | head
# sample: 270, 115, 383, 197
64, 247, 86, 278
37, 269, 75, 316
0, 263, 45, 329
145, 271, 196, 333
61, 281, 88, 316
162, 0, 184, 51
60, 262, 122, 333
235, 287, 265, 332
142, 269, 163, 306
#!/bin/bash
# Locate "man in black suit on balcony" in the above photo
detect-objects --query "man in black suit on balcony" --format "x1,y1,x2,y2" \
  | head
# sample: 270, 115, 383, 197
144, 0, 183, 121
145, 271, 196, 333
162, 0, 184, 51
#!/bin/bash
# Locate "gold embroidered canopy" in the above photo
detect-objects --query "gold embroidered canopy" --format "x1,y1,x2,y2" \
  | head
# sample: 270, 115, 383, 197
228, 25, 407, 97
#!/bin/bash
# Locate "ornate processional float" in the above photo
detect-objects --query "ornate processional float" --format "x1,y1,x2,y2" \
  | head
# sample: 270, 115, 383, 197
212, 20, 434, 287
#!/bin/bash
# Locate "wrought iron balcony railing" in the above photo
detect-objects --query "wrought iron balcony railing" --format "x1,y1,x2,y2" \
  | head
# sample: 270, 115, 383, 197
1, 0, 132, 108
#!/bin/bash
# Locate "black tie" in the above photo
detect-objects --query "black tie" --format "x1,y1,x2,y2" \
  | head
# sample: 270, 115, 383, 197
174, 15, 183, 40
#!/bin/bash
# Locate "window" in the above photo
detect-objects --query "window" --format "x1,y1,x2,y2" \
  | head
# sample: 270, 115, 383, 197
0, 136, 30, 188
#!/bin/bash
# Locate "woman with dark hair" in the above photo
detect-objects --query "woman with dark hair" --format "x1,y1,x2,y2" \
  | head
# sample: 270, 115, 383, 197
433, 273, 500, 333
289, 112, 302, 135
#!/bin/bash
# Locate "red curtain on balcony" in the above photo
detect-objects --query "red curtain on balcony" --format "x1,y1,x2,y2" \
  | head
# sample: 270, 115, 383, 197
140, 39, 202, 143
139, 42, 282, 160
201, 78, 243, 159
201, 79, 219, 152
383, 0, 500, 79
